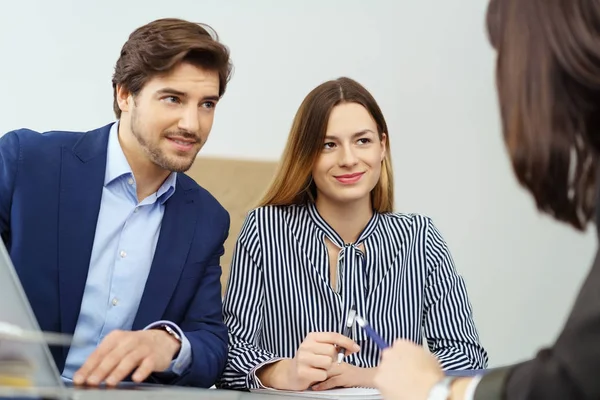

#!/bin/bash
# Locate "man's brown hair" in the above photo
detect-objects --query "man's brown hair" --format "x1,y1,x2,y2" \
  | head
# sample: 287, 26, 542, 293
111, 18, 233, 119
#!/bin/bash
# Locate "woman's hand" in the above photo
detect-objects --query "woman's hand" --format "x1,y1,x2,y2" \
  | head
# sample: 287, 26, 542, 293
312, 362, 377, 390
256, 332, 360, 390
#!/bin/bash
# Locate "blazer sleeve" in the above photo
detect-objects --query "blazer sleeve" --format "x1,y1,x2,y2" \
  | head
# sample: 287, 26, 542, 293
152, 209, 231, 388
0, 131, 19, 245
216, 211, 283, 390
474, 248, 600, 400
423, 219, 489, 370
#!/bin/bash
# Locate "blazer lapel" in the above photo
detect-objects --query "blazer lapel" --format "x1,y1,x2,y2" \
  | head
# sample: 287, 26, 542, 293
132, 181, 198, 329
57, 126, 110, 350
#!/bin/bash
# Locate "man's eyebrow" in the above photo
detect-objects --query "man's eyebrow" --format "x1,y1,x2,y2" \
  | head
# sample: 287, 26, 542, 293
155, 88, 220, 102
155, 88, 187, 97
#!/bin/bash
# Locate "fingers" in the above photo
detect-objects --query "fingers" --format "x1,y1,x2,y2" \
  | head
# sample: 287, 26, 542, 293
312, 363, 356, 391
132, 356, 157, 383
313, 376, 342, 391
82, 342, 136, 386
301, 341, 338, 359
297, 365, 328, 386
325, 362, 343, 377
296, 333, 352, 371
293, 348, 334, 388
297, 352, 334, 370
290, 331, 362, 390
73, 330, 161, 387
297, 332, 361, 370
73, 331, 125, 385
309, 332, 360, 354
104, 348, 147, 386
301, 332, 360, 362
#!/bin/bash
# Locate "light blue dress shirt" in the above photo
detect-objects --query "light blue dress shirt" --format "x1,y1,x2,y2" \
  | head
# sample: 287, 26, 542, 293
62, 121, 192, 381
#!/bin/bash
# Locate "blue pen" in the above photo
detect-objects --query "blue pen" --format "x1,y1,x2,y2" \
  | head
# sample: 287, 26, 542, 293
354, 315, 390, 350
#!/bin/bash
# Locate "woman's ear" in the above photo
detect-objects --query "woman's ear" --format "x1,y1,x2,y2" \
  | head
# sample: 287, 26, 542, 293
380, 133, 388, 161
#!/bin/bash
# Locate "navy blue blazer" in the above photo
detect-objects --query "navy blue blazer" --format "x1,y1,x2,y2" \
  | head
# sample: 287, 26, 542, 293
0, 123, 230, 388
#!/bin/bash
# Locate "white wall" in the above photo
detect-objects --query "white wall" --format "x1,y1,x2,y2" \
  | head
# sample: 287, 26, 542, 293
1, 0, 596, 367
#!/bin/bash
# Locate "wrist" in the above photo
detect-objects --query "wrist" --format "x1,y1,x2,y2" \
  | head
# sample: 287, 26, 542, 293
256, 359, 291, 389
427, 376, 471, 400
427, 376, 458, 400
153, 329, 181, 359
364, 367, 378, 388
449, 378, 472, 400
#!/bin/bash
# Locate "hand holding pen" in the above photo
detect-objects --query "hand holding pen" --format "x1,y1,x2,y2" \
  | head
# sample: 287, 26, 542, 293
257, 331, 360, 391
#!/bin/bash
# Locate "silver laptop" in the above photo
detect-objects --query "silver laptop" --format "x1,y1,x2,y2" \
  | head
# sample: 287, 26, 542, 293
0, 240, 293, 400
0, 237, 72, 399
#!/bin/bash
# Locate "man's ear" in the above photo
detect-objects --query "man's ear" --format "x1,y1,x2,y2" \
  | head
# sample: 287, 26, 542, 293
116, 84, 132, 113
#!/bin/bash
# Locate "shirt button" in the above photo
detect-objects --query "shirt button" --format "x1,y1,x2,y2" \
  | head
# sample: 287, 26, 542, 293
133, 207, 139, 213
119, 250, 127, 258
111, 298, 118, 306
128, 177, 134, 185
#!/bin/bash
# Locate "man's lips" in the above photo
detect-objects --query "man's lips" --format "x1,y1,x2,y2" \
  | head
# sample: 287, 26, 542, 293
166, 136, 198, 151
167, 136, 198, 144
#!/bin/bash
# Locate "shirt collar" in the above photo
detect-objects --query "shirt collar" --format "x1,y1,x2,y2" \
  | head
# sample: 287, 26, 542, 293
104, 121, 177, 204
305, 202, 380, 247
157, 172, 177, 204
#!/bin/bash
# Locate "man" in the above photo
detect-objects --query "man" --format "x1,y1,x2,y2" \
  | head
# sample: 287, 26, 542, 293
0, 17, 233, 388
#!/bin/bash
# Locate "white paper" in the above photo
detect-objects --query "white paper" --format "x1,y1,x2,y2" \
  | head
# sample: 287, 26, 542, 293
250, 387, 382, 399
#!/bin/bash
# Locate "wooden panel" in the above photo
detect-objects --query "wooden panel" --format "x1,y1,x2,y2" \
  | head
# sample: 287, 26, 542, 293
185, 156, 278, 294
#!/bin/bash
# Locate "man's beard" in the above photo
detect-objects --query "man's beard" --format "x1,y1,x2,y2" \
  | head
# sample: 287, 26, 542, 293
130, 113, 200, 173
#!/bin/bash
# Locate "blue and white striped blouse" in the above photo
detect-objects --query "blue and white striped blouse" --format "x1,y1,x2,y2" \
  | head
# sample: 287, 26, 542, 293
218, 203, 488, 390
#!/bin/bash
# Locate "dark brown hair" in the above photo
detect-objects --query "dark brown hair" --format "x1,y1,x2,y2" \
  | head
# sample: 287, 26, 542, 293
486, 0, 600, 230
258, 77, 394, 212
111, 18, 232, 118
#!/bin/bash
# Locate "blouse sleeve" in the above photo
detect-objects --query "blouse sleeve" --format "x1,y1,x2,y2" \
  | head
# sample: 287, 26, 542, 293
215, 211, 284, 390
422, 219, 489, 370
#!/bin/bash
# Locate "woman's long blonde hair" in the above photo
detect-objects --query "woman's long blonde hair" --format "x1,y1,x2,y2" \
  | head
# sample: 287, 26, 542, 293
258, 77, 394, 212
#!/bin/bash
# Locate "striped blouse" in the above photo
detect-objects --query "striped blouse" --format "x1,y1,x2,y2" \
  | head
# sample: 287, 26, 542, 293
217, 203, 488, 390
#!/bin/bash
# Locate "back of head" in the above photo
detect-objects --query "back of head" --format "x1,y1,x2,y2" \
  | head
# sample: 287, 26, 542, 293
111, 18, 233, 118
486, 0, 600, 230
259, 77, 394, 212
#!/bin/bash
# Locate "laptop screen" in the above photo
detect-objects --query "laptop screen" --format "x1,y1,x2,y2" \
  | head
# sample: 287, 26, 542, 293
0, 239, 67, 392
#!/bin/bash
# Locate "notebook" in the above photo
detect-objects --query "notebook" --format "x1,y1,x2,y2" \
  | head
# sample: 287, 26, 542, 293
0, 355, 36, 387
250, 387, 382, 399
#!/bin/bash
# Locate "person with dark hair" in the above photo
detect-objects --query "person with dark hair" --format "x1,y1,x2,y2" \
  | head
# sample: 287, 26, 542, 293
0, 18, 233, 388
372, 0, 600, 399
217, 76, 487, 391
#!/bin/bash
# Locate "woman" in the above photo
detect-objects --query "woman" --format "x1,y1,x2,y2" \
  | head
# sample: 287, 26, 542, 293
217, 77, 488, 391
373, 1, 600, 399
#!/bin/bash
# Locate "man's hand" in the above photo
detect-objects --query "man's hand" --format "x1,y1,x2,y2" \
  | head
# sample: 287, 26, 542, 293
73, 329, 181, 387
312, 362, 377, 391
